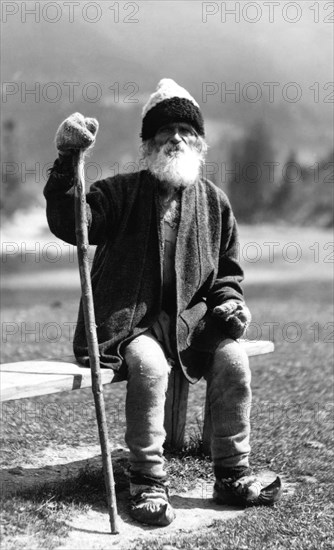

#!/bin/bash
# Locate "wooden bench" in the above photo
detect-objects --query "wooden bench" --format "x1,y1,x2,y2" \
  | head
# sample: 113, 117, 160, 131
0, 340, 274, 453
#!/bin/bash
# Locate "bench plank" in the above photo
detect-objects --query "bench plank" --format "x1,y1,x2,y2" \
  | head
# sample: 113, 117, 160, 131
0, 341, 274, 403
0, 357, 120, 402
237, 340, 274, 356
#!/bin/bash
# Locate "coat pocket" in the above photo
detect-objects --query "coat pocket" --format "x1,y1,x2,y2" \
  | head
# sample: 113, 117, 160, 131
179, 300, 226, 353
179, 300, 208, 348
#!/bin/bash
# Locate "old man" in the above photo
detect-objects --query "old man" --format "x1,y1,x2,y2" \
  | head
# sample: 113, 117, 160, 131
44, 79, 281, 526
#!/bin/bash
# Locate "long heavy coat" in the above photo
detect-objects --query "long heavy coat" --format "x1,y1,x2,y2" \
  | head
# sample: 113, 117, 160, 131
44, 159, 244, 383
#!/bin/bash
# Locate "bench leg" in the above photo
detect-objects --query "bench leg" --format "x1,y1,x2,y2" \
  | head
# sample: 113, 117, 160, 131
202, 384, 212, 456
164, 368, 189, 451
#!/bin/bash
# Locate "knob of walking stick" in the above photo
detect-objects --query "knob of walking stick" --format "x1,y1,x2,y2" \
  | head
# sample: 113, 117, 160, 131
55, 112, 99, 154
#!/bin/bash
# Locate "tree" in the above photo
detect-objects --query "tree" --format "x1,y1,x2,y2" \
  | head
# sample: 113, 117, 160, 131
227, 121, 275, 222
271, 151, 298, 214
1, 118, 20, 216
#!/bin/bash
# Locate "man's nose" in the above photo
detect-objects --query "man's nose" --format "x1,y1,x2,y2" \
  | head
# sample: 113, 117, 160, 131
169, 131, 183, 144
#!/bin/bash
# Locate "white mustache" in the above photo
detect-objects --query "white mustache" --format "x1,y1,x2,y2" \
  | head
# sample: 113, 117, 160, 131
163, 143, 187, 155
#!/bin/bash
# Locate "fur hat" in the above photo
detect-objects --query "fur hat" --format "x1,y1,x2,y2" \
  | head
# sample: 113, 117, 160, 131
141, 78, 205, 141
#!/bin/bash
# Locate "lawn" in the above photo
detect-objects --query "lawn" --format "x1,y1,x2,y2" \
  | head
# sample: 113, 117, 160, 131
0, 224, 333, 549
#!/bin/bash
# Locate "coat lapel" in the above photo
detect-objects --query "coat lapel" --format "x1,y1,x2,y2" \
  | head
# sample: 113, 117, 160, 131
175, 182, 201, 312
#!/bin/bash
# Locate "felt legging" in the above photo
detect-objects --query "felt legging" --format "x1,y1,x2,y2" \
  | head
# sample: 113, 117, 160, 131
124, 333, 251, 478
204, 338, 251, 472
124, 332, 171, 478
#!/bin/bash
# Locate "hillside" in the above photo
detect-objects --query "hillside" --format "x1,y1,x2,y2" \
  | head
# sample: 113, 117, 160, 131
2, 2, 333, 165
1, 2, 333, 226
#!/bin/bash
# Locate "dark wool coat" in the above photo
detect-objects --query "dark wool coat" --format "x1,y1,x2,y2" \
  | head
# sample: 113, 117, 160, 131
44, 159, 245, 383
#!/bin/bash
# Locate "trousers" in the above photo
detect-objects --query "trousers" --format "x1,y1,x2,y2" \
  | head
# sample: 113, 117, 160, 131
123, 331, 251, 479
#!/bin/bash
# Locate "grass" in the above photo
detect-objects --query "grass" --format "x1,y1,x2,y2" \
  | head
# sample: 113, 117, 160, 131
1, 497, 72, 550
1, 224, 333, 549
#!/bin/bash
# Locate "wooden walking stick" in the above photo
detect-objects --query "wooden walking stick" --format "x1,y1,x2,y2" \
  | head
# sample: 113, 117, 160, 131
73, 150, 119, 534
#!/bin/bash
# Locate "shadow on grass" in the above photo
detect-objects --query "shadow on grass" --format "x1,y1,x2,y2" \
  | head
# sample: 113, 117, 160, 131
1, 445, 213, 503
1, 453, 129, 505
0, 455, 128, 548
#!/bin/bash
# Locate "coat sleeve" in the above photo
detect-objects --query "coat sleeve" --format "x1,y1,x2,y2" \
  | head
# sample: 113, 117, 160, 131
206, 199, 245, 309
43, 155, 120, 246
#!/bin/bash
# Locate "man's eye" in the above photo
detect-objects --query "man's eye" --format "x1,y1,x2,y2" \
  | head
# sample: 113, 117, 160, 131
180, 128, 193, 136
183, 128, 197, 137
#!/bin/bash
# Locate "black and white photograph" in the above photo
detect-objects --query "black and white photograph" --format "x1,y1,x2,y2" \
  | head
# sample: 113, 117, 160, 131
1, 1, 333, 548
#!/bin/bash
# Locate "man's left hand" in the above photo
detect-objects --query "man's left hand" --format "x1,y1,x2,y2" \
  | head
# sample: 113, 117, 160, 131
212, 300, 251, 340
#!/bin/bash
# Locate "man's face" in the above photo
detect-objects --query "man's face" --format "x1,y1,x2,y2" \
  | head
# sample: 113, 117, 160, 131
154, 123, 199, 154
142, 122, 206, 190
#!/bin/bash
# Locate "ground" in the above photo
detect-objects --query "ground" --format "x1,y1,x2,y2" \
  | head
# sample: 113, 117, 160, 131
0, 224, 333, 549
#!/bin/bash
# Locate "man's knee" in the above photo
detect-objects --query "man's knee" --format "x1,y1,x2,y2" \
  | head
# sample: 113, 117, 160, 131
211, 338, 251, 385
124, 333, 170, 381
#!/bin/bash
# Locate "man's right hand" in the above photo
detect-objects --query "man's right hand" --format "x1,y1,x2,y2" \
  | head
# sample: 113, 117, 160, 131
212, 300, 251, 340
55, 112, 99, 154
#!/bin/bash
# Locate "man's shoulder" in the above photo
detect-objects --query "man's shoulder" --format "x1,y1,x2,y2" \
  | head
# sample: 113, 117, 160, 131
98, 169, 144, 186
199, 177, 232, 209
92, 170, 150, 194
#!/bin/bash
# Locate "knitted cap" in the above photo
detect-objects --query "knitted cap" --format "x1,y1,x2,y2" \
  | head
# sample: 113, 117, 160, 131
141, 78, 205, 141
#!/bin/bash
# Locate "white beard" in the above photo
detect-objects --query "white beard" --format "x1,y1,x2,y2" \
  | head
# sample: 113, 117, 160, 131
144, 142, 204, 189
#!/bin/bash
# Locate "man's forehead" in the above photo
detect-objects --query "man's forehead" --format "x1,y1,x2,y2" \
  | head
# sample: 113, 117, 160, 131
156, 122, 197, 133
